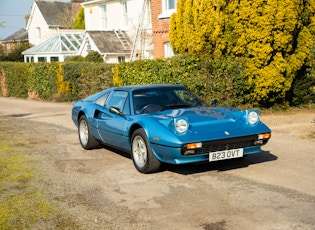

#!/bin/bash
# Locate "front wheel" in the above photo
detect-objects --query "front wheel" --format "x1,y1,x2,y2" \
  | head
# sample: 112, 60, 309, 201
78, 115, 99, 150
131, 128, 161, 174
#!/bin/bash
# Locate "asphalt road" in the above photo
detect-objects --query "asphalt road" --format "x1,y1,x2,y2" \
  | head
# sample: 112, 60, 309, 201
0, 97, 314, 230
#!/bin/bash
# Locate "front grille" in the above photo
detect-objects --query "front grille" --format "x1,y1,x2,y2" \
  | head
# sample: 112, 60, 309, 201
181, 135, 267, 155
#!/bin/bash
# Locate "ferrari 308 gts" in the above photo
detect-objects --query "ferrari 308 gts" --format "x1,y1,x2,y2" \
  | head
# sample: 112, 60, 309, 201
72, 84, 271, 173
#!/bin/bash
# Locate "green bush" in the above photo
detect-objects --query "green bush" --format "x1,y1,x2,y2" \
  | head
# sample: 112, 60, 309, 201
0, 62, 114, 101
0, 62, 30, 98
115, 54, 247, 106
62, 62, 114, 100
0, 55, 313, 108
27, 63, 58, 100
289, 68, 315, 106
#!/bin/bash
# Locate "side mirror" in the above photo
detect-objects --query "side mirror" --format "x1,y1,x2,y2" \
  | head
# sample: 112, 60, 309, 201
109, 106, 124, 116
211, 99, 218, 107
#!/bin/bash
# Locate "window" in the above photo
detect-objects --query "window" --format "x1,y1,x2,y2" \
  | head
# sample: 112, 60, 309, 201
105, 91, 128, 112
122, 0, 128, 26
159, 0, 177, 18
146, 0, 151, 25
38, 57, 46, 62
123, 96, 130, 115
101, 3, 107, 28
50, 57, 59, 62
36, 27, 41, 40
165, 0, 176, 11
95, 92, 110, 106
118, 56, 125, 63
7, 43, 11, 52
164, 42, 174, 58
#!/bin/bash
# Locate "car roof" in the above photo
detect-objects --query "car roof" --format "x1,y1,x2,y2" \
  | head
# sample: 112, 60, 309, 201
113, 84, 185, 92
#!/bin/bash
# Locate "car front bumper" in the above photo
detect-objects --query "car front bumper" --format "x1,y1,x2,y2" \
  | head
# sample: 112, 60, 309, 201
150, 143, 265, 164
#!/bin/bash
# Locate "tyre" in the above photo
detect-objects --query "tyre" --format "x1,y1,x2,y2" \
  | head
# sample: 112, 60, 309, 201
78, 115, 99, 150
131, 128, 161, 173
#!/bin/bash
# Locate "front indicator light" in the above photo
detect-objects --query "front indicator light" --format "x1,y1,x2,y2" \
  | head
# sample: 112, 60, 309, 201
186, 142, 202, 150
183, 142, 202, 155
258, 133, 271, 140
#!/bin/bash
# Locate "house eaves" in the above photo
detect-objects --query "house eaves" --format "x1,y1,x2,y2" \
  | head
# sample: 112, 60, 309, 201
81, 0, 106, 7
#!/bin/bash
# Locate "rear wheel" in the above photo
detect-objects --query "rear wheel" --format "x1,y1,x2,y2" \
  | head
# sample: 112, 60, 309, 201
78, 115, 99, 150
131, 128, 161, 173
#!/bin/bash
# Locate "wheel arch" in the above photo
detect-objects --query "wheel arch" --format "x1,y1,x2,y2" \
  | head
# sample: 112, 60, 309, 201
77, 110, 86, 122
129, 123, 143, 142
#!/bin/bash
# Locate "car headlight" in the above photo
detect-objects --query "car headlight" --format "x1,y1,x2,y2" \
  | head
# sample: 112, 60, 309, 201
175, 118, 189, 133
247, 111, 259, 125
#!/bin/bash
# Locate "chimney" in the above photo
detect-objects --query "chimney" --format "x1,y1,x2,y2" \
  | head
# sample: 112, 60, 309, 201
25, 14, 30, 27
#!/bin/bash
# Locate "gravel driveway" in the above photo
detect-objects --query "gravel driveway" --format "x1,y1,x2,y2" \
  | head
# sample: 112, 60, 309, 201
0, 97, 314, 230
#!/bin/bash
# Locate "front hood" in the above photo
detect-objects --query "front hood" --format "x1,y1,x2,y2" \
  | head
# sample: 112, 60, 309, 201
145, 106, 271, 145
151, 106, 240, 125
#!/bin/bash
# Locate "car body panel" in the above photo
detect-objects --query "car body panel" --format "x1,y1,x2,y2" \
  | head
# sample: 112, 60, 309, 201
72, 84, 271, 165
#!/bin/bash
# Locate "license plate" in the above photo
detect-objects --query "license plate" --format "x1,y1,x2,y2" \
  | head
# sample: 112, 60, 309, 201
209, 148, 244, 162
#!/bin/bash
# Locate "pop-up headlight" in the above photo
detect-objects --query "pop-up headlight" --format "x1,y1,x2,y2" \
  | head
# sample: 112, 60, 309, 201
175, 118, 189, 133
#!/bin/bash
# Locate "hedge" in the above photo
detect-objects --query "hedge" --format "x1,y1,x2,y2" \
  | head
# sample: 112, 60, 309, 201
0, 62, 114, 102
0, 54, 314, 107
113, 54, 247, 106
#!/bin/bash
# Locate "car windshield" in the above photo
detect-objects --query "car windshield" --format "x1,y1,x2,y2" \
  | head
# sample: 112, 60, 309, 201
132, 87, 204, 114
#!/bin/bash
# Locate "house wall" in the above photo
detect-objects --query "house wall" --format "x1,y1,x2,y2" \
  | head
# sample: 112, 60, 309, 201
1, 42, 15, 56
27, 3, 60, 45
83, 0, 154, 60
83, 0, 148, 32
151, 0, 172, 59
1, 41, 28, 56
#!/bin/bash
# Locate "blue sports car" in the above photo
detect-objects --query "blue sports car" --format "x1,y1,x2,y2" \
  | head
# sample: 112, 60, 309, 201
72, 84, 271, 173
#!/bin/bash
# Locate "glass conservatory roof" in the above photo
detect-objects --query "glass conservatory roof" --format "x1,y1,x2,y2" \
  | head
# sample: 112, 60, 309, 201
23, 31, 85, 55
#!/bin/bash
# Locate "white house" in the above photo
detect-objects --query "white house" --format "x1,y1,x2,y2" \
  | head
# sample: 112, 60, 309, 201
81, 0, 153, 60
26, 0, 81, 46
23, 0, 153, 63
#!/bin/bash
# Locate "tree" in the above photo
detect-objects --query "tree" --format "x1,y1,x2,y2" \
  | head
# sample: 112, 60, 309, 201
85, 51, 103, 62
74, 7, 85, 29
0, 45, 5, 61
170, 0, 228, 57
5, 42, 31, 62
170, 0, 315, 105
228, 0, 315, 104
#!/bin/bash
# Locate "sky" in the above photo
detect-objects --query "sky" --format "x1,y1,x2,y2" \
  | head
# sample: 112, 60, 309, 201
0, 0, 69, 40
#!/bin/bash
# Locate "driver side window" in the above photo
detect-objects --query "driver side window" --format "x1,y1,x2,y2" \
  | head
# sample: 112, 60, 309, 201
105, 91, 128, 112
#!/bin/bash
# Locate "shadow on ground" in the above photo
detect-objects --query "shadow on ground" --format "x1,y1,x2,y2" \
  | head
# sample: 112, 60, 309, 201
162, 151, 277, 175
103, 145, 277, 175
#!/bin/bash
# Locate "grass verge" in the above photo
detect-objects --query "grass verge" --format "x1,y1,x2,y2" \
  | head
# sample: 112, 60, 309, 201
0, 120, 79, 230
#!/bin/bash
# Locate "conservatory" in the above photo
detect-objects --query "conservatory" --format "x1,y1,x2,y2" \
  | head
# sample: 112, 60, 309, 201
23, 31, 85, 62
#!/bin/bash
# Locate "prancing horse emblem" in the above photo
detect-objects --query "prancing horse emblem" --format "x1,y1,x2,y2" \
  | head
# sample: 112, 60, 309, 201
224, 131, 230, 135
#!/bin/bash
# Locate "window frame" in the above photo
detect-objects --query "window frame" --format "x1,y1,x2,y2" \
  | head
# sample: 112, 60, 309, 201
159, 0, 177, 19
101, 3, 108, 29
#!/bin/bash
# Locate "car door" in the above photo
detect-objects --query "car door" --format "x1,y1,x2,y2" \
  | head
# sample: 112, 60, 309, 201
95, 90, 130, 150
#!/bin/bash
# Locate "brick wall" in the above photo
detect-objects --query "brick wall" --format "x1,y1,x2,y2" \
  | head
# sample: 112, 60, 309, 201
1, 42, 16, 56
151, 0, 170, 59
